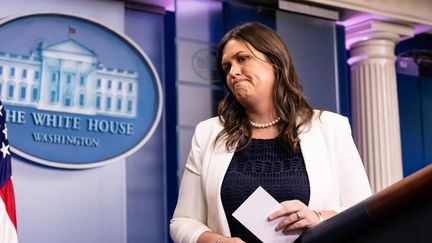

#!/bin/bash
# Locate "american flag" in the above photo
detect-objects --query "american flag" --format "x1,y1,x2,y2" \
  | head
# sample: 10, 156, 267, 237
0, 101, 18, 243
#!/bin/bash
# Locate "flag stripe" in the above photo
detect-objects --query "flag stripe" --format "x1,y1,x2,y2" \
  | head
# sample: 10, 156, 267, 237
0, 100, 18, 243
0, 178, 17, 228
0, 193, 18, 243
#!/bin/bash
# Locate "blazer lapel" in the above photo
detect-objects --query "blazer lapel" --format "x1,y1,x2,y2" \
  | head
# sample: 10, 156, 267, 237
206, 139, 235, 235
299, 121, 332, 209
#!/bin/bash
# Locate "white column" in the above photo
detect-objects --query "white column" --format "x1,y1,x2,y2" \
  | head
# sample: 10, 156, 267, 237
346, 20, 413, 192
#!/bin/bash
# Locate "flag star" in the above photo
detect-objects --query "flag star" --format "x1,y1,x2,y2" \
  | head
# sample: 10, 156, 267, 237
0, 104, 3, 116
2, 125, 7, 140
1, 142, 10, 159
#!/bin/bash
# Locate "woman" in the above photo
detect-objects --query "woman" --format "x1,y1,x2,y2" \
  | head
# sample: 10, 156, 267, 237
170, 22, 371, 243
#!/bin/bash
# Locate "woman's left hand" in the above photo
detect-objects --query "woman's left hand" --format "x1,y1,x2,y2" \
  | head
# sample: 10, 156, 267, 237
267, 200, 320, 234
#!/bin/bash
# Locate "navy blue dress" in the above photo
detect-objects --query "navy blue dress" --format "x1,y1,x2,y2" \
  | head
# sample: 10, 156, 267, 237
221, 138, 310, 242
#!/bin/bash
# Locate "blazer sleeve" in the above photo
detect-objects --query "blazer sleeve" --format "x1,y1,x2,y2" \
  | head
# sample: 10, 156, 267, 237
337, 117, 372, 211
170, 122, 212, 243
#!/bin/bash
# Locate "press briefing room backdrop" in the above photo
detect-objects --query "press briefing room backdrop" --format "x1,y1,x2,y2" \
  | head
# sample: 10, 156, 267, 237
0, 0, 430, 243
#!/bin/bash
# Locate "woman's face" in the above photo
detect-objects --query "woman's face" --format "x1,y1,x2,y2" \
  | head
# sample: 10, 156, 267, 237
221, 38, 275, 107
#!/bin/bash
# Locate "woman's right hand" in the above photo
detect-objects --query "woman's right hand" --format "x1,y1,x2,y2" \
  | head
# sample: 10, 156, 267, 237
222, 237, 245, 243
198, 232, 245, 243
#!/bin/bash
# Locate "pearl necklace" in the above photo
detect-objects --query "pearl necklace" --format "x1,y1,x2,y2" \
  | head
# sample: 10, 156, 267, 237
248, 117, 281, 129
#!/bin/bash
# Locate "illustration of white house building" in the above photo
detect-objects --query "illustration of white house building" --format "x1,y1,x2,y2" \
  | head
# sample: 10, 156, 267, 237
0, 39, 138, 118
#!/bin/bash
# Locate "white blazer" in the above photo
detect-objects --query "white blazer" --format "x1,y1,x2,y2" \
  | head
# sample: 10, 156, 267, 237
170, 111, 372, 243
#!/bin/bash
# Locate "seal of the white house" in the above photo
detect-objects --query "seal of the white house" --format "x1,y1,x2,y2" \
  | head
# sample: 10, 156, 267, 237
0, 13, 163, 169
192, 47, 218, 82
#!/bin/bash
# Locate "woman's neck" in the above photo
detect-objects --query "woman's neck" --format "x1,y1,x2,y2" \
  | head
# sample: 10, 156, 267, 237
251, 126, 279, 139
245, 108, 277, 124
243, 101, 280, 139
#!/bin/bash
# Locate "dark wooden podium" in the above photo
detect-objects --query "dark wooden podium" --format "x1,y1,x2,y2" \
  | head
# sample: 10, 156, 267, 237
295, 164, 432, 243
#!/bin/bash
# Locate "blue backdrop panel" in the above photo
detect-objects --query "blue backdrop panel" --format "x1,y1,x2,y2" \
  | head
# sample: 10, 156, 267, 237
164, 10, 178, 243
396, 33, 432, 176
420, 77, 432, 167
336, 25, 351, 120
125, 9, 166, 243
397, 74, 426, 176
223, 1, 275, 31
276, 11, 339, 113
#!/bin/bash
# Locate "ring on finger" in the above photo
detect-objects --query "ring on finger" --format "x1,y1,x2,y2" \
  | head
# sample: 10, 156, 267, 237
295, 212, 301, 221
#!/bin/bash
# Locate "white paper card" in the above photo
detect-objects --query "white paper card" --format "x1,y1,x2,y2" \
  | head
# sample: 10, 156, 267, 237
232, 186, 302, 243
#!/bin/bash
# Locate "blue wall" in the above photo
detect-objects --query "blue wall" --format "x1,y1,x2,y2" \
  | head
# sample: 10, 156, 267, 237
276, 11, 340, 113
396, 34, 432, 176
125, 8, 167, 243
223, 2, 341, 113
164, 10, 178, 243
397, 74, 432, 176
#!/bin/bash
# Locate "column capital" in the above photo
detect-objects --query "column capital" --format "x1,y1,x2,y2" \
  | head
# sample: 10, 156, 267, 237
345, 19, 414, 50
